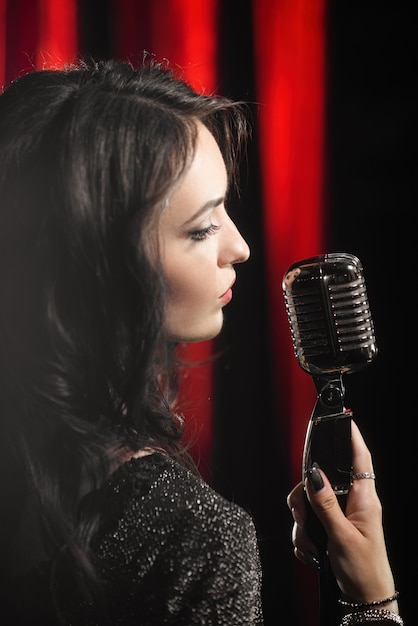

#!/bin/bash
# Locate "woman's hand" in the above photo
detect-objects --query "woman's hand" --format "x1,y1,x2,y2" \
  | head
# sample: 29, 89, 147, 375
287, 421, 399, 614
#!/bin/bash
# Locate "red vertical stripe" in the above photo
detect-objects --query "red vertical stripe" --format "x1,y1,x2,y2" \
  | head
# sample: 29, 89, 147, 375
149, 0, 219, 482
252, 2, 326, 624
3, 0, 78, 84
148, 0, 219, 93
111, 0, 219, 94
111, 0, 220, 481
36, 0, 78, 68
149, 0, 220, 482
252, 0, 326, 484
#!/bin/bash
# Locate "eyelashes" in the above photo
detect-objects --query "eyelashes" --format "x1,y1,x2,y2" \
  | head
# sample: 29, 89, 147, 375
189, 223, 221, 242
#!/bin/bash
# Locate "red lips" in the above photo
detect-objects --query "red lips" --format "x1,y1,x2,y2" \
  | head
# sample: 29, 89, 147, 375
219, 277, 235, 303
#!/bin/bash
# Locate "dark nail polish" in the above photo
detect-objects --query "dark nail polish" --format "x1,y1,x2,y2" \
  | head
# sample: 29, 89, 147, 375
307, 462, 324, 492
306, 553, 321, 571
298, 548, 321, 571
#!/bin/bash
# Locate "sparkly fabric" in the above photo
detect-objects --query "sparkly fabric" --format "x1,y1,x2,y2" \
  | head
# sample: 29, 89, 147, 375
7, 453, 264, 625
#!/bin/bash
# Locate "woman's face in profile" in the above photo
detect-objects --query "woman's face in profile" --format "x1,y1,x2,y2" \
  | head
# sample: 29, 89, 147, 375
157, 123, 250, 343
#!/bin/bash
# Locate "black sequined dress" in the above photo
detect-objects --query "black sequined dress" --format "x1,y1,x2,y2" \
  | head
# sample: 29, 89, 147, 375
7, 452, 264, 625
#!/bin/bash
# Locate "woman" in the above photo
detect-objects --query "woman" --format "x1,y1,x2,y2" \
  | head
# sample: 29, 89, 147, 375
0, 59, 400, 624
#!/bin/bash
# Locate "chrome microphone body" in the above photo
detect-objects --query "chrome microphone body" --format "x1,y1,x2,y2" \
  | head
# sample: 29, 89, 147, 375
282, 252, 378, 496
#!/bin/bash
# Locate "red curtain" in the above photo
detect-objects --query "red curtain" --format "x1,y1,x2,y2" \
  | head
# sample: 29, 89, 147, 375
252, 1, 326, 622
111, 0, 220, 94
0, 3, 326, 623
36, 0, 78, 67
252, 0, 326, 487
2, 0, 78, 81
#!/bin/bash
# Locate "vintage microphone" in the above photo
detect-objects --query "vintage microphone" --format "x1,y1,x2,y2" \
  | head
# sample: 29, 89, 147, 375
282, 252, 378, 626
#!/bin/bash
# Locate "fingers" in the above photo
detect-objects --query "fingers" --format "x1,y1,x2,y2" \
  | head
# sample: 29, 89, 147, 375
286, 421, 374, 563
304, 463, 353, 547
344, 421, 381, 522
350, 421, 377, 500
351, 420, 374, 476
286, 481, 304, 514
304, 421, 380, 535
287, 482, 321, 569
286, 421, 397, 604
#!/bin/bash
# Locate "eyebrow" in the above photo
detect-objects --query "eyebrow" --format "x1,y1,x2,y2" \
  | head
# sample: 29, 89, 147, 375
182, 196, 225, 226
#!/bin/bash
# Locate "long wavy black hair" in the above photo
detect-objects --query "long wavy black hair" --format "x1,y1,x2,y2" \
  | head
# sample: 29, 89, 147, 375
0, 58, 249, 618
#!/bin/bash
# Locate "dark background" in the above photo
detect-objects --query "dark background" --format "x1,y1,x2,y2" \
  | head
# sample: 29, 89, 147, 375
5, 1, 414, 624
218, 4, 414, 624
216, 3, 414, 623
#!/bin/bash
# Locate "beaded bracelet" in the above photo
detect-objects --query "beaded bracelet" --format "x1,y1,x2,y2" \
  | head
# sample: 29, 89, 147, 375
338, 591, 399, 609
340, 609, 403, 625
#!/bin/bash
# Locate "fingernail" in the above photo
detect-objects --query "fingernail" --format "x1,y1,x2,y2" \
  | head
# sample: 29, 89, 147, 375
298, 548, 321, 571
307, 462, 324, 492
306, 553, 321, 570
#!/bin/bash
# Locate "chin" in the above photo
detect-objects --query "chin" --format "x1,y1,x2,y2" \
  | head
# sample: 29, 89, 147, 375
184, 331, 222, 343
178, 325, 224, 343
197, 319, 225, 341
168, 314, 224, 343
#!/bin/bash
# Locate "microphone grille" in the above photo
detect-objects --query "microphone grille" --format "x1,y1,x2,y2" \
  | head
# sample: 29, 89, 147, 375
282, 253, 378, 375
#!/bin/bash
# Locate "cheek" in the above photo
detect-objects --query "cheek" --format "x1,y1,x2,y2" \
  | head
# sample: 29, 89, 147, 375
163, 245, 215, 309
159, 238, 223, 341
166, 265, 210, 310
164, 271, 222, 342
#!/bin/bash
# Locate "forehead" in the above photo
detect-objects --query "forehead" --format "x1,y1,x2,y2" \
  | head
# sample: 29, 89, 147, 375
167, 123, 227, 213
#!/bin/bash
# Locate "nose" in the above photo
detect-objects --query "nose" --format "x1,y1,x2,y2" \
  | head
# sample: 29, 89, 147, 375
220, 216, 250, 266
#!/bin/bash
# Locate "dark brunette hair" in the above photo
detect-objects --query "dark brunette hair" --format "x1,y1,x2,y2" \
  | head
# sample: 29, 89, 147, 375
0, 58, 249, 617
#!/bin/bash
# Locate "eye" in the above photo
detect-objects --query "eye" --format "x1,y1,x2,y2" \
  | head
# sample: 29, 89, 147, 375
188, 223, 221, 242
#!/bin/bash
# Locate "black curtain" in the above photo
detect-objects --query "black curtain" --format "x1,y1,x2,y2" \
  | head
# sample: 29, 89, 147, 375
325, 4, 414, 623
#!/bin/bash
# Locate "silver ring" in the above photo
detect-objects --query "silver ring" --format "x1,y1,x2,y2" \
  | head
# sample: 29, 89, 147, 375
352, 472, 376, 480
